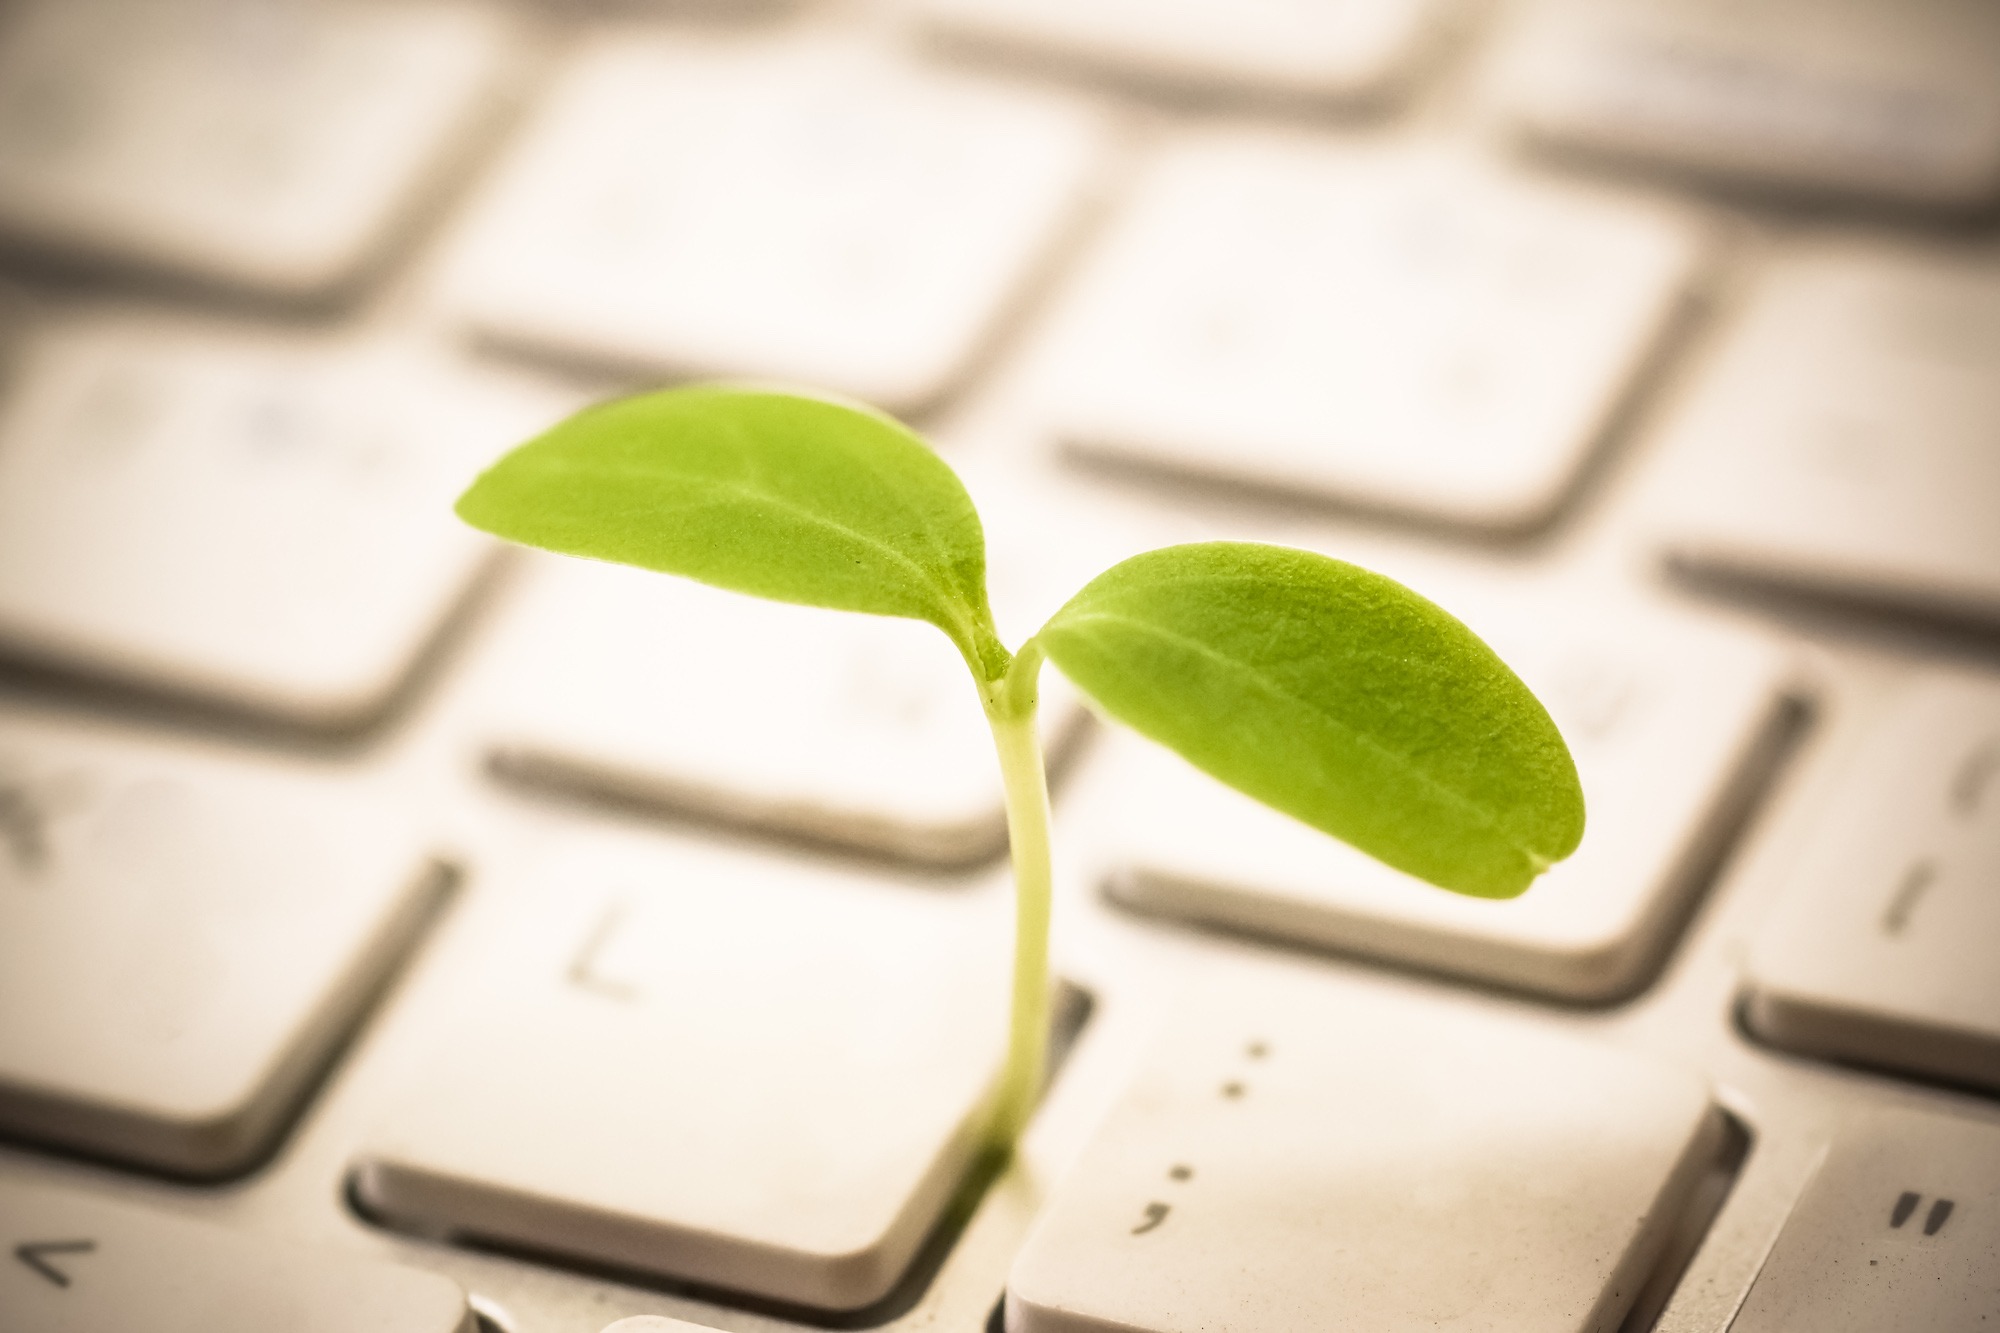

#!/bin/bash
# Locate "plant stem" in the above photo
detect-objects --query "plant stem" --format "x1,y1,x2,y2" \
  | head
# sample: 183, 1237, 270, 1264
983, 646, 1053, 1154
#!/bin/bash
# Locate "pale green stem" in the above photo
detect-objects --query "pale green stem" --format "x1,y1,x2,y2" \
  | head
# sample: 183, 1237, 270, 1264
982, 642, 1052, 1154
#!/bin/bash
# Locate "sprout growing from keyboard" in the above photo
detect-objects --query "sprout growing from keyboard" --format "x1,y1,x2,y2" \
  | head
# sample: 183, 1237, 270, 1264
456, 388, 1584, 1154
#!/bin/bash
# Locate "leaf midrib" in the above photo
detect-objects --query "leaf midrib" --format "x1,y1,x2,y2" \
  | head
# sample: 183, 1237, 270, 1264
1045, 606, 1543, 868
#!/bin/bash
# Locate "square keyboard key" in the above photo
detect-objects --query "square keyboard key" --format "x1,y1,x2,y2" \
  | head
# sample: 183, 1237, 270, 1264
1033, 136, 1704, 532
0, 710, 449, 1175
1647, 241, 2000, 633
439, 34, 1109, 416
352, 836, 1011, 1313
918, 0, 1451, 106
1101, 582, 1796, 1001
1743, 669, 2000, 1093
0, 0, 517, 299
1495, 0, 2000, 209
0, 314, 566, 730
1007, 970, 1725, 1333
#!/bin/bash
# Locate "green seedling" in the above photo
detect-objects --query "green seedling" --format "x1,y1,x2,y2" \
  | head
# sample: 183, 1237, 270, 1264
457, 386, 1584, 1153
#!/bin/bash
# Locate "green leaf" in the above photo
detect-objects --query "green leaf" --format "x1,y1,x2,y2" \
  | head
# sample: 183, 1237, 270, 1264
456, 386, 1008, 678
1035, 542, 1584, 898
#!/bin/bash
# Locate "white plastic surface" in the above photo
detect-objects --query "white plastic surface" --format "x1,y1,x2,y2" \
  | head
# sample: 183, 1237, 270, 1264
919, 0, 1448, 105
0, 711, 448, 1175
1103, 585, 1794, 1000
353, 836, 1012, 1313
440, 34, 1107, 415
1496, 0, 2000, 208
1649, 242, 2000, 631
0, 0, 515, 298
1035, 136, 1703, 531
1744, 670, 2000, 1092
0, 315, 564, 729
1730, 1107, 2000, 1331
1006, 972, 1723, 1333
0, 1179, 472, 1332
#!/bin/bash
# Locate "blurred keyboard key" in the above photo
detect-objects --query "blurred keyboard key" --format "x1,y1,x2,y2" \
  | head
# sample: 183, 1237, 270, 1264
441, 35, 1108, 416
1007, 972, 1724, 1333
0, 0, 517, 300
919, 0, 1451, 106
0, 711, 450, 1175
353, 838, 1009, 1312
1036, 137, 1704, 532
1729, 1107, 2000, 1333
1496, 0, 2000, 209
1104, 587, 1795, 1001
1744, 670, 2000, 1093
476, 472, 1111, 865
1650, 242, 2000, 632
0, 1179, 472, 1332
0, 315, 564, 730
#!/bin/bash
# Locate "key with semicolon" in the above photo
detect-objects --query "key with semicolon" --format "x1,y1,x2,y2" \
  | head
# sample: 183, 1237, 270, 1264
916, 0, 1452, 107
0, 312, 567, 731
0, 708, 451, 1176
1004, 969, 1726, 1333
0, 0, 518, 301
437, 33, 1109, 418
1100, 583, 1796, 1002
0, 1179, 473, 1333
1493, 0, 2000, 210
351, 834, 1010, 1313
1729, 1107, 2000, 1331
1742, 669, 2000, 1093
1645, 241, 2000, 634
1031, 134, 1705, 532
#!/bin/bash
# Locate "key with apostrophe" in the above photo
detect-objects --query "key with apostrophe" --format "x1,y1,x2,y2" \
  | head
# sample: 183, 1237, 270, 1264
353, 834, 1011, 1313
1005, 969, 1726, 1333
439, 34, 1109, 417
1102, 584, 1796, 1001
0, 709, 451, 1176
1730, 1107, 2000, 1331
1744, 669, 2000, 1093
0, 0, 518, 299
1033, 135, 1705, 532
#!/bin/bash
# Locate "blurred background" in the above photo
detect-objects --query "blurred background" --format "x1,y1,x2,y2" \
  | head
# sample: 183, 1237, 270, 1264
0, 0, 1996, 1330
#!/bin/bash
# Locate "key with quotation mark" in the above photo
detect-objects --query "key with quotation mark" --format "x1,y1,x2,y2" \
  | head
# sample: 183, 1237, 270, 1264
1731, 1108, 1999, 1331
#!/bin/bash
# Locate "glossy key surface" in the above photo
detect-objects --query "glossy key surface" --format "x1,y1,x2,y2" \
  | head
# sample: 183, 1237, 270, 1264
1035, 136, 1703, 531
0, 710, 449, 1176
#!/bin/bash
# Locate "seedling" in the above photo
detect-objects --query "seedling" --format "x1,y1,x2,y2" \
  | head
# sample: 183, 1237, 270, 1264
457, 387, 1584, 1153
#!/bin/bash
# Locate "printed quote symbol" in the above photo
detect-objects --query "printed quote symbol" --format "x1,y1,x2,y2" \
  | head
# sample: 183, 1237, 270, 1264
1889, 1191, 1954, 1237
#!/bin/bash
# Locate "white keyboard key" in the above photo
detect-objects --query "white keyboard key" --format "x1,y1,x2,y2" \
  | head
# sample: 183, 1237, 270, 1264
0, 711, 449, 1175
1035, 136, 1704, 531
1006, 972, 1724, 1333
1731, 1107, 2000, 1332
1104, 588, 1794, 1001
1649, 242, 2000, 631
1744, 670, 2000, 1093
0, 0, 516, 299
353, 838, 1010, 1312
0, 315, 563, 730
919, 0, 1449, 106
441, 35, 1108, 415
0, 1179, 471, 1332
1496, 0, 2000, 209
476, 472, 1103, 865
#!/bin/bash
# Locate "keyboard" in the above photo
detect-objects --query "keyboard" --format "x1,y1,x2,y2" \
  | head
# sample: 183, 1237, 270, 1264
2, 0, 1997, 1330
